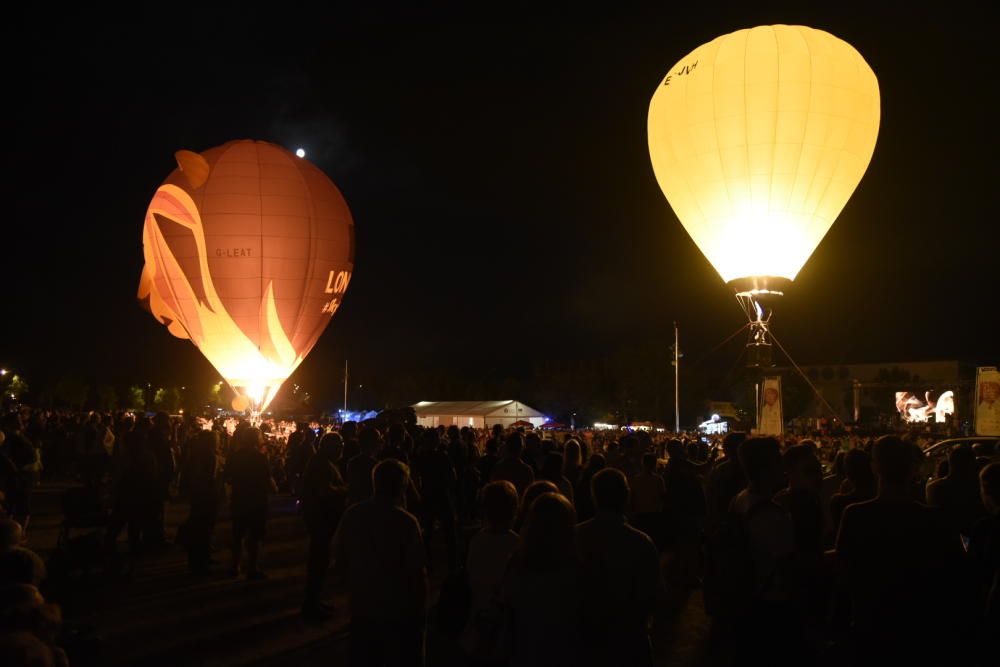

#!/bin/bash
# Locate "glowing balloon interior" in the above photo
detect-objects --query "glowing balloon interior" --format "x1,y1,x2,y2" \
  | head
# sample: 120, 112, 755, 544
648, 25, 880, 287
138, 140, 354, 413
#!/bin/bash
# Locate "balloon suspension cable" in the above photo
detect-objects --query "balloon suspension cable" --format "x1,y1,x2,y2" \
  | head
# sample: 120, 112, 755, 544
689, 321, 751, 370
768, 330, 843, 422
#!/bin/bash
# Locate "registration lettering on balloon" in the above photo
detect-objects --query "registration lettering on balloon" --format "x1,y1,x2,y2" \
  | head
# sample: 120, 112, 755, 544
215, 248, 253, 257
138, 140, 355, 415
663, 60, 697, 85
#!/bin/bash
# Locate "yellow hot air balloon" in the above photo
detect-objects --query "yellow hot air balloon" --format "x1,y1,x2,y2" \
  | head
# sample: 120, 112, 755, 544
648, 25, 879, 364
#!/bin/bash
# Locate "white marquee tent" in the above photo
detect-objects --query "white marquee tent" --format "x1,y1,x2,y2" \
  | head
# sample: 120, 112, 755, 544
412, 400, 546, 428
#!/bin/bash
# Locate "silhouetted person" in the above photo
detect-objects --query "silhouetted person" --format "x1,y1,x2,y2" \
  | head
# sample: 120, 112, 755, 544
523, 432, 544, 474
1, 413, 38, 532
968, 462, 1000, 663
829, 448, 876, 534
446, 425, 469, 521
339, 421, 360, 479
284, 422, 314, 496
514, 480, 559, 533
461, 480, 519, 662
503, 492, 584, 667
300, 432, 347, 619
459, 427, 482, 521
661, 439, 705, 590
578, 468, 662, 666
774, 443, 828, 634
0, 630, 60, 667
927, 444, 987, 537
147, 411, 174, 547
185, 430, 219, 575
539, 452, 574, 502
346, 428, 380, 506
612, 435, 642, 480
477, 437, 500, 491
490, 431, 535, 497
835, 435, 968, 666
563, 439, 583, 486
0, 584, 66, 666
78, 412, 108, 489
0, 518, 46, 587
412, 428, 457, 572
105, 430, 159, 574
820, 450, 848, 534
629, 453, 665, 548
574, 454, 606, 523
225, 427, 274, 580
332, 459, 428, 666
705, 432, 747, 530
774, 444, 825, 557
725, 437, 800, 663
379, 423, 410, 464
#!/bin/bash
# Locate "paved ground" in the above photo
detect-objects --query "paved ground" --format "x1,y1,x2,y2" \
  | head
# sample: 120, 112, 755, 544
26, 482, 713, 666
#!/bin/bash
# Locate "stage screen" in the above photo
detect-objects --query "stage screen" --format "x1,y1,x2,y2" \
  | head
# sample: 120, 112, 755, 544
895, 390, 955, 423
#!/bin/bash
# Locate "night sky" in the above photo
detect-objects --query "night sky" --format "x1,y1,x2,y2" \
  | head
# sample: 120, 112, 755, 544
1, 4, 996, 413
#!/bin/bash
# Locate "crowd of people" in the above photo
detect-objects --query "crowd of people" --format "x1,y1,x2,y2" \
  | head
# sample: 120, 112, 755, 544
1, 405, 999, 666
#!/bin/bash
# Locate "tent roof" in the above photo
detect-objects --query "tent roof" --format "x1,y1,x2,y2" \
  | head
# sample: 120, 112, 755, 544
411, 400, 544, 418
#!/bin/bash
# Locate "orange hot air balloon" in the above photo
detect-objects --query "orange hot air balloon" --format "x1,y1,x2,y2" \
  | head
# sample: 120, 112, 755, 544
138, 140, 354, 413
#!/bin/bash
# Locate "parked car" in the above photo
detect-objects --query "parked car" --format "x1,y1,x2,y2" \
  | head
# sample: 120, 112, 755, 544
920, 436, 1000, 480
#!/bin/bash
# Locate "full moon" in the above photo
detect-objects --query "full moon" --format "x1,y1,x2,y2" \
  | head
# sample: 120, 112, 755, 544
295, 148, 306, 158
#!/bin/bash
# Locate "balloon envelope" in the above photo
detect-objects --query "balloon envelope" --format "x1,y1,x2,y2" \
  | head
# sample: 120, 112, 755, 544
138, 140, 354, 410
648, 25, 879, 287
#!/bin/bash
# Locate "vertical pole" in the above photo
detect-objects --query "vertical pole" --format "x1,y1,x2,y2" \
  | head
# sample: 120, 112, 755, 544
343, 359, 348, 418
755, 382, 760, 433
674, 321, 680, 433
853, 380, 861, 424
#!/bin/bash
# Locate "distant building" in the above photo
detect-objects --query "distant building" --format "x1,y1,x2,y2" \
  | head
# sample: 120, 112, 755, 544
412, 400, 546, 429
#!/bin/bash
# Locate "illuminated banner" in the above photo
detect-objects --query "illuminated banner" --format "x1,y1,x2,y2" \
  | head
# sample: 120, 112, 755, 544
758, 376, 783, 436
975, 367, 1000, 436
699, 415, 729, 435
895, 390, 955, 424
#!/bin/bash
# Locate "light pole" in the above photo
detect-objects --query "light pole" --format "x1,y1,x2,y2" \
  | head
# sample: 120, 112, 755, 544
672, 322, 681, 433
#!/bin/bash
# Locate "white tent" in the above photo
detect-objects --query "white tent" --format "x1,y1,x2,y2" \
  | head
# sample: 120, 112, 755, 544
412, 400, 546, 429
